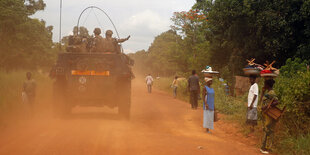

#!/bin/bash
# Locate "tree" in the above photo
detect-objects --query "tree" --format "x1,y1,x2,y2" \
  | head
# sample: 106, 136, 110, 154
194, 0, 310, 76
130, 30, 184, 76
132, 0, 310, 83
0, 0, 55, 70
171, 9, 211, 72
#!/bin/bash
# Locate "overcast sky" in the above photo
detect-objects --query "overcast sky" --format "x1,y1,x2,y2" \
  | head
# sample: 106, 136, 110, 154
33, 0, 195, 53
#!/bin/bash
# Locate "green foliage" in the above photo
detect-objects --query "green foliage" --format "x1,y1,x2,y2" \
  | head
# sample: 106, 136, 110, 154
0, 0, 56, 70
131, 0, 310, 153
131, 0, 310, 86
153, 71, 309, 154
153, 77, 190, 102
276, 134, 310, 155
280, 58, 309, 77
274, 59, 310, 134
194, 0, 310, 81
129, 30, 184, 76
212, 78, 246, 115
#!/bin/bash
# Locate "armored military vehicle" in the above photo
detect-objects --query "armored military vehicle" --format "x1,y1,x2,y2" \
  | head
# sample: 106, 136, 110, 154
50, 7, 134, 118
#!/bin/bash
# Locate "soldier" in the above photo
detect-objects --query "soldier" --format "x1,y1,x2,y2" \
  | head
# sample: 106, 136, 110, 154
102, 30, 130, 53
66, 29, 85, 53
90, 28, 105, 53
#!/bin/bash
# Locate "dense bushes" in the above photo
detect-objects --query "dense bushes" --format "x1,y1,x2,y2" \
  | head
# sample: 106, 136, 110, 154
277, 134, 310, 155
272, 58, 310, 155
212, 78, 246, 115
275, 58, 310, 134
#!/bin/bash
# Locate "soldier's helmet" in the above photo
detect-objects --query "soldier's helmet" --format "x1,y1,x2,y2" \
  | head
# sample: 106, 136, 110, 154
106, 30, 113, 36
93, 28, 101, 35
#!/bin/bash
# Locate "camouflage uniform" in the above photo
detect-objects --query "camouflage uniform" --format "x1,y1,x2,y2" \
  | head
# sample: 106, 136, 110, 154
261, 89, 278, 151
67, 35, 88, 53
102, 37, 118, 53
89, 28, 104, 53
91, 35, 105, 53
102, 30, 130, 53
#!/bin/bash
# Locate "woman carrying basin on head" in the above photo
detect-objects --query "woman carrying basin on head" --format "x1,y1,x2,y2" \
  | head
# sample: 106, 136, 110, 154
202, 77, 215, 133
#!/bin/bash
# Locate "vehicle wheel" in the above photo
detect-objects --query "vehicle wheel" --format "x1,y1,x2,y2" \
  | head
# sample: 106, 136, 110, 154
118, 79, 131, 119
53, 77, 70, 117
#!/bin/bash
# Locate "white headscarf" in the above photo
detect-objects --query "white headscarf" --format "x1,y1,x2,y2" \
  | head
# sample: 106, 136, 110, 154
204, 77, 213, 82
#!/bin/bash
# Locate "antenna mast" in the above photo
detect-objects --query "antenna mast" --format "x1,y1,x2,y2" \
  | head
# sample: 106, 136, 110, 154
59, 0, 63, 50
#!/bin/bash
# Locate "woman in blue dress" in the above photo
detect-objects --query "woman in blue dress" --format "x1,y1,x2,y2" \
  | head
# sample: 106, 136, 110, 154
202, 77, 215, 133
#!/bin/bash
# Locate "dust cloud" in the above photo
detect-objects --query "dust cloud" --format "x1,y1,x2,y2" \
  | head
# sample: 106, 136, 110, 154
0, 72, 260, 155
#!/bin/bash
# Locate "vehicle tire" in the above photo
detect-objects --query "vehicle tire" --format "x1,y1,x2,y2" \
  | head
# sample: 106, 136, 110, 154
118, 79, 131, 119
53, 76, 70, 118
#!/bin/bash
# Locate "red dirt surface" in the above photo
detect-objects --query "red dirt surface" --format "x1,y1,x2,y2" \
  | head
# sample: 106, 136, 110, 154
0, 79, 261, 155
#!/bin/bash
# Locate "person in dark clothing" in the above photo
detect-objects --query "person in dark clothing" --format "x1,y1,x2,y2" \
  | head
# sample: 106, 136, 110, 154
188, 70, 200, 109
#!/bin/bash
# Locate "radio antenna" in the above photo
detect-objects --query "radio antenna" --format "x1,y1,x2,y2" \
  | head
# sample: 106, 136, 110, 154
59, 0, 63, 50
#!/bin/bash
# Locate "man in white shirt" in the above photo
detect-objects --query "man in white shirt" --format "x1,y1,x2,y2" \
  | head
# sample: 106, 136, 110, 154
145, 74, 154, 93
246, 75, 259, 131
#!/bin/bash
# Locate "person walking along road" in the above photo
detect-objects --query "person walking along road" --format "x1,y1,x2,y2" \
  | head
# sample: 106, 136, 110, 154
22, 72, 36, 116
202, 77, 215, 133
145, 74, 154, 93
188, 70, 200, 109
171, 76, 178, 98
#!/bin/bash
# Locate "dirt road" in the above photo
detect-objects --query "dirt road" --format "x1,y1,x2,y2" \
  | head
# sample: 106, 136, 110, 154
0, 80, 260, 155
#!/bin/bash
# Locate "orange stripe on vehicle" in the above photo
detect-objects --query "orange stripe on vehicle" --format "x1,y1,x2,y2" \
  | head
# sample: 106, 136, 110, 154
71, 70, 110, 76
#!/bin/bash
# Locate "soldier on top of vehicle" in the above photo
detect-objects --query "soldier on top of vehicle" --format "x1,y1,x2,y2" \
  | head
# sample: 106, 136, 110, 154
90, 28, 105, 53
66, 28, 88, 53
102, 30, 130, 53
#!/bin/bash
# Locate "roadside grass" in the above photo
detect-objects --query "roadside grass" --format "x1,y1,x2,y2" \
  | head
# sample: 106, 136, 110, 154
0, 71, 25, 115
153, 76, 247, 115
0, 70, 53, 127
276, 133, 310, 155
153, 77, 190, 103
153, 76, 310, 155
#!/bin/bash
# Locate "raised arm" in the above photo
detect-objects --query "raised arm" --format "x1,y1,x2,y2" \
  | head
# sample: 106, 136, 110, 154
117, 35, 130, 43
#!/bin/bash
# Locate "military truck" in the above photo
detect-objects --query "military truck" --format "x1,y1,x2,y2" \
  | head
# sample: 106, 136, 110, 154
51, 51, 133, 118
50, 7, 134, 119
